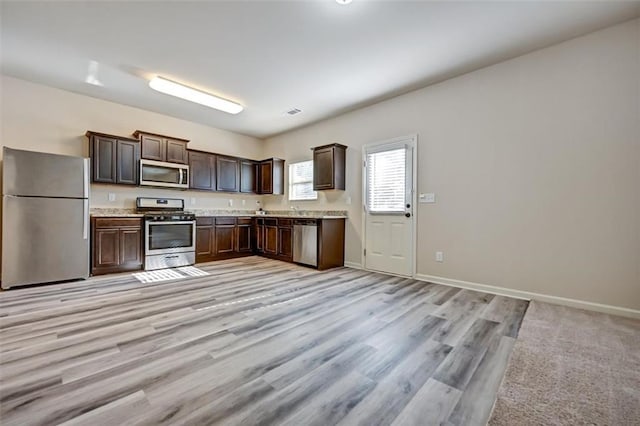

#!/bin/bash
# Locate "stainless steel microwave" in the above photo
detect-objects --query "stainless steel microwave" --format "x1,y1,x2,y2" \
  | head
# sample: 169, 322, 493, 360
140, 159, 189, 189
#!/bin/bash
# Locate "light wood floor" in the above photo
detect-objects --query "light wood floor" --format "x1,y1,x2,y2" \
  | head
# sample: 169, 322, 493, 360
0, 257, 528, 426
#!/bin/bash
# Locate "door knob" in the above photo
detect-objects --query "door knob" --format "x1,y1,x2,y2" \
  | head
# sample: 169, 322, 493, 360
405, 213, 411, 218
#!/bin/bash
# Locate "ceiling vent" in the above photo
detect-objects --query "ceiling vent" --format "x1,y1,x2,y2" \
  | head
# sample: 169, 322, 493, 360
285, 108, 302, 116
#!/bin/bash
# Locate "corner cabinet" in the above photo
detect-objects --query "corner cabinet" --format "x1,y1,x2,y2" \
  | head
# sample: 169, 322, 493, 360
91, 217, 143, 275
133, 130, 189, 164
87, 131, 140, 185
313, 143, 347, 190
257, 217, 293, 262
240, 159, 257, 193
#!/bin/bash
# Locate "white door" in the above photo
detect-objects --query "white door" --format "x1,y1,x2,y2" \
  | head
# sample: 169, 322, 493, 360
363, 136, 416, 277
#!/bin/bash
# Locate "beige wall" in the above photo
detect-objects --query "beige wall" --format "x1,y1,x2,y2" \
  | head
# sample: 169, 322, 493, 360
1, 19, 638, 312
0, 75, 266, 209
263, 19, 640, 311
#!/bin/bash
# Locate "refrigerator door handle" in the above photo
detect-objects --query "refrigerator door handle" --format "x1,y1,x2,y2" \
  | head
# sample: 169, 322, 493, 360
179, 168, 184, 185
83, 159, 90, 198
83, 199, 89, 240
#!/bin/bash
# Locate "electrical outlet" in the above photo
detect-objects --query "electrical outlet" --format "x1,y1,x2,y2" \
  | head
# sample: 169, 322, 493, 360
435, 251, 444, 262
242, 199, 246, 206
228, 199, 233, 207
346, 196, 352, 205
108, 193, 116, 202
419, 193, 436, 203
190, 197, 196, 205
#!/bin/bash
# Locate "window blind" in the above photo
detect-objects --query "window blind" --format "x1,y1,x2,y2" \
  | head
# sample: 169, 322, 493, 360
366, 147, 406, 212
289, 161, 317, 201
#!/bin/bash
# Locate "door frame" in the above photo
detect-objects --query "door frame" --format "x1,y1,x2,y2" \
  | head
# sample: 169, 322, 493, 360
361, 134, 418, 278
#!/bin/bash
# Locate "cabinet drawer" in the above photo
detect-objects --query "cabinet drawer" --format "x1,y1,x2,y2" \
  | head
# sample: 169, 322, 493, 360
94, 218, 142, 228
265, 218, 278, 226
215, 217, 236, 225
278, 218, 293, 227
237, 217, 252, 225
196, 217, 214, 226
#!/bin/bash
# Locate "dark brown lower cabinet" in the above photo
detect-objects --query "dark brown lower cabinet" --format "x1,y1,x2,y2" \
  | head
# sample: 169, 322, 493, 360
264, 219, 278, 255
91, 217, 143, 275
254, 218, 264, 254
277, 221, 293, 261
237, 218, 252, 253
215, 224, 235, 254
196, 219, 214, 263
91, 215, 345, 276
317, 218, 346, 270
196, 216, 254, 262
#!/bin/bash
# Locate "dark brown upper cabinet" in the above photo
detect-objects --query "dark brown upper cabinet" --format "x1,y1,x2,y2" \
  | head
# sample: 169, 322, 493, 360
258, 158, 285, 195
133, 130, 189, 164
313, 143, 347, 190
240, 159, 257, 193
216, 156, 240, 192
189, 151, 216, 191
87, 131, 140, 185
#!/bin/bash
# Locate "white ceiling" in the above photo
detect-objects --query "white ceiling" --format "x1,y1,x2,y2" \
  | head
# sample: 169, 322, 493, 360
2, 1, 638, 139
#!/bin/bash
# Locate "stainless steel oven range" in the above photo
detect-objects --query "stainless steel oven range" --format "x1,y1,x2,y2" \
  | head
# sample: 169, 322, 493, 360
136, 197, 196, 271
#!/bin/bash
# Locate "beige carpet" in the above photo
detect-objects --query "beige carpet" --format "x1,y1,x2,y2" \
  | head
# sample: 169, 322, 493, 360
488, 301, 640, 426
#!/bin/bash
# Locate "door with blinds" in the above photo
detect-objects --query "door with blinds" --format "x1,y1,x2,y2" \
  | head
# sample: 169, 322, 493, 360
363, 136, 416, 276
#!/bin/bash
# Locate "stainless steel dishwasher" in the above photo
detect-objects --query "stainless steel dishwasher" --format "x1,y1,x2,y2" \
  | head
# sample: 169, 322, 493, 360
293, 219, 318, 267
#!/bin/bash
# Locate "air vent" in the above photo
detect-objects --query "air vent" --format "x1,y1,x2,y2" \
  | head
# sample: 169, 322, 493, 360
285, 108, 302, 116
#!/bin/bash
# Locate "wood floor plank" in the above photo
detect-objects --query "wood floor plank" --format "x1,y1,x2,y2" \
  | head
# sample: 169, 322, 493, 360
0, 257, 528, 425
432, 318, 501, 391
58, 390, 152, 426
338, 338, 452, 426
391, 378, 462, 426
224, 343, 376, 425
280, 370, 376, 426
447, 335, 516, 426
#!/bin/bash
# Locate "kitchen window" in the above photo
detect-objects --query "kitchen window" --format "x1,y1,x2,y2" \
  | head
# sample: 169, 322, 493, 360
289, 160, 317, 201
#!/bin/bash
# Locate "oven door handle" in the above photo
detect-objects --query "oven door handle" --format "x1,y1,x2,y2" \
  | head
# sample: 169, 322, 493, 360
146, 220, 195, 226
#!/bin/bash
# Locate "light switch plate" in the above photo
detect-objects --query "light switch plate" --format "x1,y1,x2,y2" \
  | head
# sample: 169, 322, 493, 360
419, 193, 436, 203
108, 193, 116, 202
435, 251, 444, 262
190, 197, 196, 205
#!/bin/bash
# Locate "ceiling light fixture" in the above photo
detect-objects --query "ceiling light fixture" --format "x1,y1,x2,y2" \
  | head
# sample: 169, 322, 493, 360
148, 76, 243, 114
336, 0, 352, 4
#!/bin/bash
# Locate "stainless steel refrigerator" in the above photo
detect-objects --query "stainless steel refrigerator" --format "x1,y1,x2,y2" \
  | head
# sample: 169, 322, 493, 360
2, 147, 90, 289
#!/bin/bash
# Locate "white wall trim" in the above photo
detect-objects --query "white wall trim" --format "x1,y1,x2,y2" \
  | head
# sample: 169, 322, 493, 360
344, 261, 363, 270
415, 273, 640, 320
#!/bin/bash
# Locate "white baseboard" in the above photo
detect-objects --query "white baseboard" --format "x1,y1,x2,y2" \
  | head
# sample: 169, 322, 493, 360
415, 273, 640, 320
343, 261, 363, 270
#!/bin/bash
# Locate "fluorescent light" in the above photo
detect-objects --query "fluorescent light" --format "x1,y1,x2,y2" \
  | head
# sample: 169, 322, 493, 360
149, 77, 243, 114
336, 0, 352, 4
